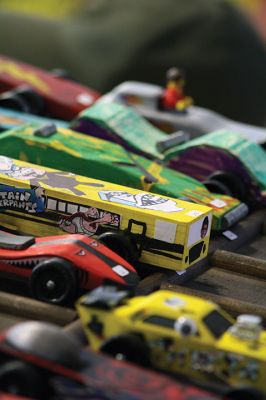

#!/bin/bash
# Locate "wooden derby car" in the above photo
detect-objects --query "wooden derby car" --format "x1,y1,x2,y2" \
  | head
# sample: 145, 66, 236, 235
0, 123, 248, 232
0, 232, 139, 304
0, 156, 212, 274
77, 286, 266, 400
0, 54, 100, 120
0, 321, 223, 400
169, 130, 266, 207
98, 80, 266, 145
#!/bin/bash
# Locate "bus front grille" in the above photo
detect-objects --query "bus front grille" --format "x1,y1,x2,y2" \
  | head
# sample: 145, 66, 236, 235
189, 241, 204, 263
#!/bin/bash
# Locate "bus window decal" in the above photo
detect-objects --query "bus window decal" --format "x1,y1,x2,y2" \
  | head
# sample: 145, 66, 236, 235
67, 203, 79, 214
80, 206, 89, 213
58, 201, 67, 212
155, 220, 177, 243
98, 190, 183, 213
58, 207, 120, 236
47, 197, 57, 211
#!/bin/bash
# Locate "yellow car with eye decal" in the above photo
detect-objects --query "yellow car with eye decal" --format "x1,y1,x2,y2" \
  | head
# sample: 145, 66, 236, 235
77, 287, 266, 399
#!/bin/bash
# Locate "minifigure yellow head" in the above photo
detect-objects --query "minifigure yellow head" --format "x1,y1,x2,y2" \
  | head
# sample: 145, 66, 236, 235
166, 67, 185, 88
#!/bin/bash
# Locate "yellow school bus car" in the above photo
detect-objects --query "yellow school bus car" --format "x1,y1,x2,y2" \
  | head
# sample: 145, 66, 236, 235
0, 155, 212, 272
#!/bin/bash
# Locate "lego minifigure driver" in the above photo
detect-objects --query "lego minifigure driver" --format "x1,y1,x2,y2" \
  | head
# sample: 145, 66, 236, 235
162, 67, 193, 111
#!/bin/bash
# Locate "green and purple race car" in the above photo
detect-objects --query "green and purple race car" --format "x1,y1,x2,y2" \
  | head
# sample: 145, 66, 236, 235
0, 123, 248, 231
169, 130, 266, 207
71, 101, 188, 162
70, 102, 266, 207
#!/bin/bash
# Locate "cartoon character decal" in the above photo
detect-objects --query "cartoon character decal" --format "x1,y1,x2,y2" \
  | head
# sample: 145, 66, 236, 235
0, 156, 104, 196
0, 156, 46, 180
98, 190, 183, 213
59, 207, 120, 236
0, 185, 45, 213
37, 172, 104, 196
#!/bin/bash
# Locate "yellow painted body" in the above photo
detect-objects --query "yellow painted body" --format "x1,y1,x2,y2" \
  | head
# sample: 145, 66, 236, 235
77, 290, 266, 394
0, 156, 212, 271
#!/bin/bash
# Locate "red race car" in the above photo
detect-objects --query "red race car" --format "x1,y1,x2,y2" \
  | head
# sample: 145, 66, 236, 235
0, 54, 100, 120
0, 321, 227, 400
0, 233, 139, 304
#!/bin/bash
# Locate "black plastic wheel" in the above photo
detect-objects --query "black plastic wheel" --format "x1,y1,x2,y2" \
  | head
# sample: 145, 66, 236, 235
100, 334, 150, 367
204, 170, 247, 201
0, 85, 45, 114
30, 257, 77, 305
203, 178, 233, 196
0, 360, 48, 398
98, 232, 137, 263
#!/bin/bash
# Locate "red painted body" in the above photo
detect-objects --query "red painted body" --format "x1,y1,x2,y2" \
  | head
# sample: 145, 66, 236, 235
0, 55, 100, 119
0, 322, 226, 400
0, 233, 138, 289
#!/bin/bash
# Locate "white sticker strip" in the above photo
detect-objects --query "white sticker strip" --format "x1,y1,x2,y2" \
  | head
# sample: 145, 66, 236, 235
222, 230, 238, 241
112, 265, 129, 276
209, 199, 227, 208
187, 210, 203, 217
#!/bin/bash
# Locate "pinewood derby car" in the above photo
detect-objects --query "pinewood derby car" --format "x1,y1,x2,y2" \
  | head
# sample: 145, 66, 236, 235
77, 286, 266, 400
98, 81, 266, 145
169, 130, 266, 207
0, 321, 224, 400
0, 155, 212, 273
71, 101, 189, 162
70, 102, 266, 207
0, 232, 139, 304
0, 54, 100, 119
0, 123, 248, 232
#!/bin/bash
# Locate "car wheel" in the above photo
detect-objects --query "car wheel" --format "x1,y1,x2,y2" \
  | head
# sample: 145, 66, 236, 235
203, 178, 233, 196
98, 232, 137, 264
203, 170, 247, 201
0, 85, 45, 114
100, 334, 150, 367
0, 360, 48, 399
30, 257, 77, 305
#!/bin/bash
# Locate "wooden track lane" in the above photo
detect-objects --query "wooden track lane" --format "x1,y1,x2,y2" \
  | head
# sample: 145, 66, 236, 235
0, 290, 77, 330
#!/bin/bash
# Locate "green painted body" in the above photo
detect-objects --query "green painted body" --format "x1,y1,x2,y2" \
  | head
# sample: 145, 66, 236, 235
72, 102, 180, 161
0, 124, 246, 231
176, 130, 266, 189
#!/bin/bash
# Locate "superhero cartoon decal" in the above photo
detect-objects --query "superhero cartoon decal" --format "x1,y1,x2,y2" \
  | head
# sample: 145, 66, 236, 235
59, 207, 120, 236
